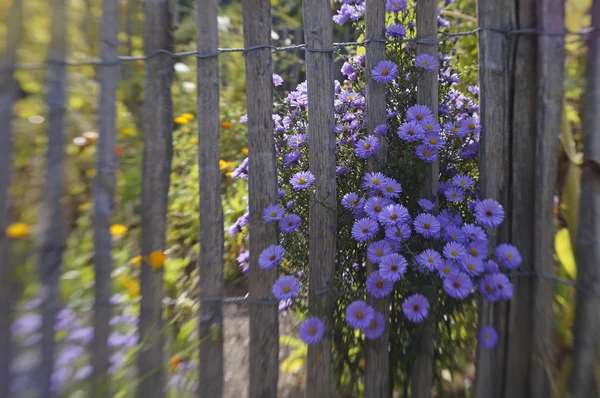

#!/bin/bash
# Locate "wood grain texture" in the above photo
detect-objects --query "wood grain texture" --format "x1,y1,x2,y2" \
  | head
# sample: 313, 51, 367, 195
364, 1, 390, 397
473, 1, 515, 397
411, 1, 438, 396
242, 1, 280, 397
531, 1, 564, 397
91, 0, 119, 394
302, 0, 337, 396
570, 1, 600, 396
138, 0, 176, 396
503, 1, 537, 396
39, 0, 68, 395
0, 0, 22, 395
197, 1, 225, 397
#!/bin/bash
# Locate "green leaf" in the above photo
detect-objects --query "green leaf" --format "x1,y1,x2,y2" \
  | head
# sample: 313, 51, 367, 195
555, 228, 577, 279
281, 357, 305, 374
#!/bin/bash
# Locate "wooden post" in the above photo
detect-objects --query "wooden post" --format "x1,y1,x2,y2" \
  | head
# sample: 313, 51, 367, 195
411, 1, 438, 396
138, 0, 175, 396
38, 0, 68, 395
531, 0, 565, 397
303, 0, 337, 396
570, 1, 600, 396
0, 0, 23, 395
197, 1, 225, 397
241, 1, 280, 397
504, 0, 538, 396
91, 0, 119, 393
364, 1, 390, 397
473, 1, 515, 397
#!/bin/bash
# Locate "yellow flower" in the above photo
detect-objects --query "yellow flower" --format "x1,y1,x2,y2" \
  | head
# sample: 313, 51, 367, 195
120, 127, 135, 137
182, 113, 195, 121
78, 202, 91, 212
225, 171, 233, 178
124, 280, 140, 297
189, 137, 198, 144
242, 148, 249, 156
130, 255, 142, 267
219, 159, 232, 171
174, 116, 189, 125
6, 223, 30, 239
110, 224, 128, 238
147, 250, 168, 270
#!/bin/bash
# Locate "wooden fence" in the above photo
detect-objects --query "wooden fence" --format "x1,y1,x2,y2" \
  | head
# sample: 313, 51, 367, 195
0, 0, 598, 397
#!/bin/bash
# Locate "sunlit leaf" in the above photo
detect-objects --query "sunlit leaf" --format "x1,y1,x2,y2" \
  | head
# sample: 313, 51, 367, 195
555, 228, 577, 279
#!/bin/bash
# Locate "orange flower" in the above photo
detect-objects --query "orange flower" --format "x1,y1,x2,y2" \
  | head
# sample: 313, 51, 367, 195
170, 355, 181, 371
221, 121, 232, 129
242, 148, 249, 156
147, 250, 168, 270
114, 146, 125, 156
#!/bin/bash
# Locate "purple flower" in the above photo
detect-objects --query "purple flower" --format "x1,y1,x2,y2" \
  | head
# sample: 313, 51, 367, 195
444, 225, 468, 243
398, 121, 425, 142
460, 255, 484, 276
479, 274, 500, 302
436, 259, 458, 278
444, 186, 465, 202
443, 241, 467, 261
462, 224, 488, 242
402, 294, 430, 323
258, 245, 285, 270
352, 217, 380, 242
493, 273, 514, 299
415, 53, 438, 71
443, 271, 473, 299
366, 271, 394, 298
459, 117, 481, 136
475, 199, 505, 228
363, 171, 386, 190
479, 325, 498, 349
272, 74, 283, 86
452, 174, 475, 189
290, 171, 315, 190
283, 150, 301, 166
237, 249, 249, 265
272, 276, 300, 300
422, 132, 445, 151
374, 124, 389, 135
386, 23, 407, 38
231, 157, 249, 179
355, 135, 380, 158
263, 204, 285, 222
379, 253, 408, 281
287, 134, 307, 148
467, 241, 488, 259
413, 213, 441, 238
386, 0, 407, 12
372, 60, 398, 83
385, 223, 411, 243
345, 300, 375, 329
407, 105, 434, 123
379, 177, 403, 198
418, 199, 435, 212
485, 260, 500, 274
416, 249, 443, 271
421, 120, 442, 134
362, 310, 386, 340
299, 317, 325, 345
378, 204, 410, 226
342, 192, 364, 211
279, 214, 301, 233
367, 240, 393, 264
364, 196, 392, 219
415, 144, 438, 163
445, 121, 463, 137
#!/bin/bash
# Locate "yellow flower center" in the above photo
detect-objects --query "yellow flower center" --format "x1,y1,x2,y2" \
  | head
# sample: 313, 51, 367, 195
506, 252, 513, 260
364, 143, 371, 149
283, 286, 291, 293
470, 249, 478, 256
467, 264, 475, 271
351, 200, 358, 207
386, 186, 394, 192
426, 125, 433, 131
270, 211, 277, 217
376, 250, 383, 256
443, 267, 451, 274
468, 123, 476, 130
390, 213, 398, 220
381, 68, 389, 76
452, 193, 458, 198
452, 127, 458, 133
374, 205, 382, 212
429, 138, 437, 144
427, 257, 434, 263
370, 320, 378, 330
372, 178, 380, 185
308, 327, 317, 335
416, 114, 423, 120
376, 281, 384, 288
269, 255, 276, 261
356, 311, 364, 320
423, 223, 431, 230
451, 250, 458, 256
423, 150, 431, 157
423, 61, 430, 67
298, 178, 307, 185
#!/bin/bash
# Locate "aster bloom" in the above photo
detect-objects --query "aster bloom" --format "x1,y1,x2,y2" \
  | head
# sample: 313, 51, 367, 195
386, 24, 407, 39
495, 243, 522, 269
421, 120, 442, 134
374, 124, 389, 135
418, 199, 435, 212
415, 53, 438, 72
283, 150, 301, 166
444, 225, 468, 243
459, 116, 481, 136
444, 121, 464, 137
367, 240, 393, 264
378, 204, 410, 226
364, 196, 393, 219
407, 105, 434, 123
402, 294, 430, 323
421, 131, 445, 149
342, 192, 364, 211
415, 144, 438, 163
258, 245, 285, 270
386, 0, 407, 12
385, 223, 411, 243
443, 271, 473, 299
345, 300, 375, 329
493, 272, 514, 300
443, 241, 467, 261
436, 260, 458, 278
478, 274, 500, 302
467, 241, 488, 259
452, 174, 475, 189
352, 218, 380, 242
438, 209, 463, 227
290, 171, 315, 190
460, 255, 484, 276
462, 224, 488, 242
279, 214, 302, 233
379, 253, 408, 281
416, 249, 443, 271
484, 260, 500, 274
272, 74, 283, 86
475, 199, 505, 227
272, 276, 300, 300
372, 60, 398, 83
362, 311, 386, 340
287, 134, 307, 148
379, 177, 403, 198
444, 186, 465, 203
263, 204, 285, 223
363, 171, 386, 190
299, 317, 325, 345
355, 135, 380, 159
478, 325, 498, 349
398, 121, 425, 142
366, 271, 394, 298
413, 213, 441, 238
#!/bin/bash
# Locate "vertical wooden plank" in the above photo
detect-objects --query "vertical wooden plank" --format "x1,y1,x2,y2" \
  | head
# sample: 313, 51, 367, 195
197, 1, 224, 397
138, 0, 175, 395
241, 1, 280, 397
0, 0, 23, 395
473, 1, 515, 397
503, 0, 537, 396
411, 1, 438, 396
570, 1, 600, 396
38, 0, 68, 395
91, 0, 120, 393
363, 1, 390, 397
531, 1, 565, 397
302, 0, 337, 396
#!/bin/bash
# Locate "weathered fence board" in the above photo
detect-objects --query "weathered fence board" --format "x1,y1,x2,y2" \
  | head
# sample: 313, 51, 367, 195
242, 1, 280, 397
91, 0, 119, 393
0, 0, 23, 395
138, 0, 176, 396
39, 0, 68, 395
411, 0, 438, 396
570, 1, 600, 396
364, 1, 390, 397
303, 0, 337, 396
197, 1, 225, 396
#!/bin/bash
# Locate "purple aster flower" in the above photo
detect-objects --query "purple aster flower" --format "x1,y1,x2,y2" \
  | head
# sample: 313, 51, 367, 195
459, 116, 481, 136
462, 224, 488, 242
363, 172, 386, 190
345, 300, 375, 329
485, 260, 500, 274
374, 124, 389, 135
402, 294, 430, 323
494, 273, 514, 299
237, 249, 249, 265
386, 23, 407, 38
459, 142, 480, 159
385, 239, 401, 253
272, 275, 300, 300
421, 119, 442, 134
336, 166, 349, 176
443, 271, 473, 299
415, 53, 438, 71
443, 241, 467, 261
398, 121, 425, 142
378, 204, 410, 226
279, 214, 302, 233
415, 144, 438, 163
290, 171, 315, 190
418, 199, 435, 212
438, 16, 450, 29
283, 150, 301, 166
416, 249, 443, 271
339, 90, 365, 106
352, 218, 380, 242
422, 132, 445, 151
444, 186, 465, 202
495, 243, 522, 268
367, 240, 393, 264
467, 241, 488, 259
355, 135, 380, 159
444, 225, 468, 243
362, 311, 386, 340
479, 325, 498, 349
272, 74, 283, 86
452, 174, 475, 189
436, 259, 458, 278
366, 271, 394, 298
475, 199, 505, 227
386, 0, 407, 12
299, 317, 325, 345
379, 177, 403, 198
479, 274, 501, 302
364, 196, 393, 219
11, 313, 41, 335
413, 213, 441, 238
231, 157, 249, 179
263, 204, 285, 222
342, 192, 364, 211
287, 134, 307, 148
444, 121, 463, 137
258, 245, 285, 270
407, 105, 434, 123
385, 223, 411, 243
372, 60, 398, 83
460, 255, 484, 276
